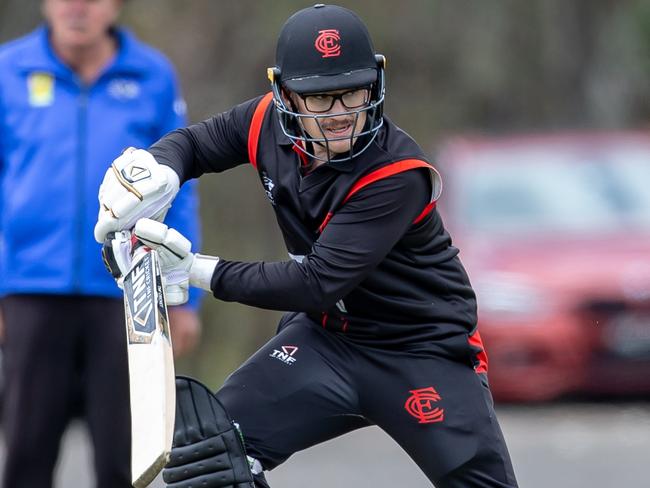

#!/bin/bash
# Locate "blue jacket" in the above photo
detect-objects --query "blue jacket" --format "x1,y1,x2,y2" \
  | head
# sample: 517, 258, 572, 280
0, 26, 201, 306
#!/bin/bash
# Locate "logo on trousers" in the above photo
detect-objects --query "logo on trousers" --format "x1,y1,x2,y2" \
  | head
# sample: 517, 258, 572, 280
270, 345, 299, 365
404, 387, 444, 424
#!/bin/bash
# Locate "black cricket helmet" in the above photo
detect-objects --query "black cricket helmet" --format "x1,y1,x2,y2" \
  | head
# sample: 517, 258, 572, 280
268, 4, 386, 163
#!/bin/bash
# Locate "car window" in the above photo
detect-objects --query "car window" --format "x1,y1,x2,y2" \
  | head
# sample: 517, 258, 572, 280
455, 144, 650, 235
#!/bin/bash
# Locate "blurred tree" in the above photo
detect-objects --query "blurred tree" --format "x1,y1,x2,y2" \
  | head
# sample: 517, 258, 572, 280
2, 0, 650, 387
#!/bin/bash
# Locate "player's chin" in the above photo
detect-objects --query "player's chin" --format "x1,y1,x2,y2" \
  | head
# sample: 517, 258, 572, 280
325, 137, 356, 156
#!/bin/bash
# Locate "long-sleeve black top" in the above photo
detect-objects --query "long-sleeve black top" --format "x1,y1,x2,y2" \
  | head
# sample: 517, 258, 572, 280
151, 94, 477, 349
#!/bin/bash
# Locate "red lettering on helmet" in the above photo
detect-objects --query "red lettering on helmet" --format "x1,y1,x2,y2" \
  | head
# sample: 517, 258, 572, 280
315, 29, 341, 58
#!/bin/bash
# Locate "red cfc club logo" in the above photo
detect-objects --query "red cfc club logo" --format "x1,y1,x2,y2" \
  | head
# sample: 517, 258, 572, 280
315, 29, 341, 58
404, 387, 445, 424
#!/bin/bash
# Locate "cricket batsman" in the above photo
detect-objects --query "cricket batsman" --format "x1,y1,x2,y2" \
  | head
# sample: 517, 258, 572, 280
97, 4, 519, 487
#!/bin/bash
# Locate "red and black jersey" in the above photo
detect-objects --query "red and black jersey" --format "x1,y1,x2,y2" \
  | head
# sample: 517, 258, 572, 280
150, 93, 478, 349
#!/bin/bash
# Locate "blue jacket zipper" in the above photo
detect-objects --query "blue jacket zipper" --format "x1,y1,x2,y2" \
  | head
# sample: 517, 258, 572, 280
73, 85, 88, 292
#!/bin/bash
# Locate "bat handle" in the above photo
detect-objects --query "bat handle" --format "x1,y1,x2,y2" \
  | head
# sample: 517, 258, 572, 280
131, 235, 150, 261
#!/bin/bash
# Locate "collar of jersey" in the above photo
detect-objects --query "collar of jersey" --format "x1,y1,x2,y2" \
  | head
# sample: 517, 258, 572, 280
273, 115, 356, 173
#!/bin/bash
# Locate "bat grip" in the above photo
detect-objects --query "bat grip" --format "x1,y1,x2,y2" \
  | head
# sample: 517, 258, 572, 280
131, 235, 150, 261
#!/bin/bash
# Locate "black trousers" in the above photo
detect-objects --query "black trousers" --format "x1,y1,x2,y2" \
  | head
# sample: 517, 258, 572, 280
1, 294, 131, 488
217, 313, 518, 488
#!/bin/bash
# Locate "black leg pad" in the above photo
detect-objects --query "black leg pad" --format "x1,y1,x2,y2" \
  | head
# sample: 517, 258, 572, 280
162, 376, 255, 488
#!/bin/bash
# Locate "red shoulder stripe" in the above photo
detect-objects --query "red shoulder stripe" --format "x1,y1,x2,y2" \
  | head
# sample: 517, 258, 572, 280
318, 159, 437, 232
341, 159, 433, 205
247, 92, 274, 170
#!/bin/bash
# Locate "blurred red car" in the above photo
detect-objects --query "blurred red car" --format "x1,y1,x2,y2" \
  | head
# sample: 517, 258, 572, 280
436, 131, 650, 401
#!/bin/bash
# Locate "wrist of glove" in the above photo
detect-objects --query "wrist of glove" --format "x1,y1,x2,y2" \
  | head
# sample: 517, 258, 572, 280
189, 254, 220, 291
94, 147, 180, 243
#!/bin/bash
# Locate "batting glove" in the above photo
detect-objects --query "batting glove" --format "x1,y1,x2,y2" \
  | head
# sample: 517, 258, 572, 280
134, 219, 219, 305
94, 147, 180, 243
101, 230, 134, 289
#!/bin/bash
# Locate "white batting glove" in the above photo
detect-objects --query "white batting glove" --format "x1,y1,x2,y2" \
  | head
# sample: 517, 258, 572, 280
134, 219, 219, 305
94, 147, 180, 243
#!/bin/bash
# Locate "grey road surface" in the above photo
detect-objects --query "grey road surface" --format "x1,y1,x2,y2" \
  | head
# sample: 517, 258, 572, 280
1, 403, 648, 487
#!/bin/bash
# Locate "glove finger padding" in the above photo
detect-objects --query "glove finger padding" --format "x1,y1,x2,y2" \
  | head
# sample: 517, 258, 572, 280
101, 230, 133, 283
163, 376, 255, 488
133, 219, 193, 305
162, 284, 189, 307
134, 219, 192, 265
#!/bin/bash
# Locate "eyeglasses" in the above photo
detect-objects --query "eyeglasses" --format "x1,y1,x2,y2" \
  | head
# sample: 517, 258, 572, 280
300, 88, 371, 113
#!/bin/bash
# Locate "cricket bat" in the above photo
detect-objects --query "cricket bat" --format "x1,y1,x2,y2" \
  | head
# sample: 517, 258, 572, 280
122, 247, 175, 487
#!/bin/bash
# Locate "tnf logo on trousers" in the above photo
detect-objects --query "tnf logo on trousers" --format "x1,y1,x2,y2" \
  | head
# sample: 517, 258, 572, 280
404, 387, 444, 424
270, 345, 299, 365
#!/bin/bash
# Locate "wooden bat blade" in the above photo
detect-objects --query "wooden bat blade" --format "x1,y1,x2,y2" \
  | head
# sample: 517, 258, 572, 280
123, 250, 175, 488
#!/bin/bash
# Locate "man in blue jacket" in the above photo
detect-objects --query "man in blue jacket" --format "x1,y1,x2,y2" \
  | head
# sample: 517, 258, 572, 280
0, 1, 202, 486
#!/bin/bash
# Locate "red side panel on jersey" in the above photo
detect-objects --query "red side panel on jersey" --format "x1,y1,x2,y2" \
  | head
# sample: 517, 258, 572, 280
413, 202, 436, 225
247, 92, 274, 170
468, 330, 489, 374
317, 212, 335, 234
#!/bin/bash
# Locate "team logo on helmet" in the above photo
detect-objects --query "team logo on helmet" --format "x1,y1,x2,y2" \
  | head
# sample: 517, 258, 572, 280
404, 387, 445, 424
315, 29, 341, 58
